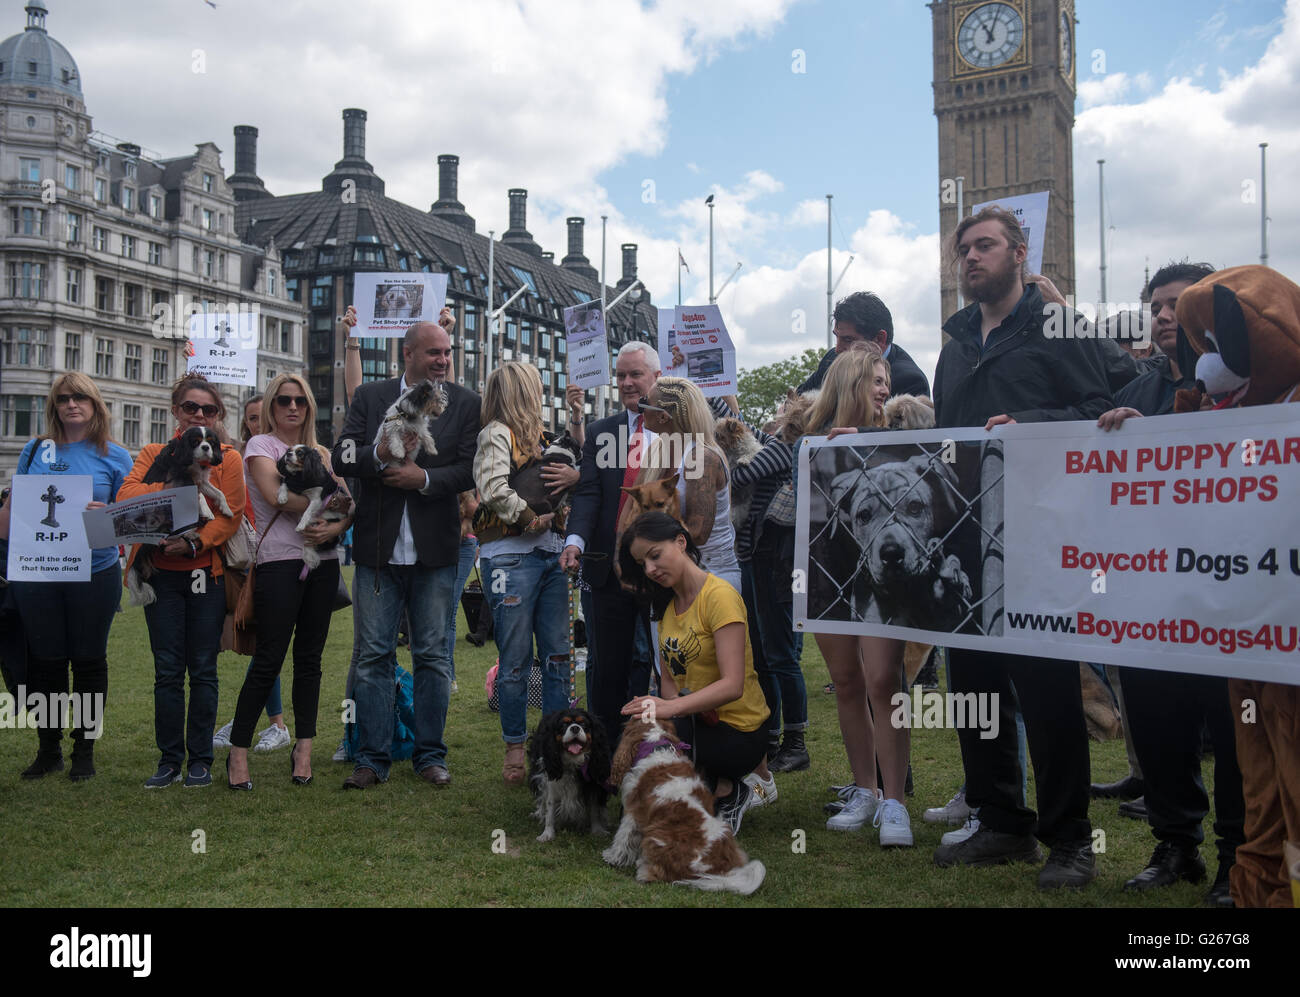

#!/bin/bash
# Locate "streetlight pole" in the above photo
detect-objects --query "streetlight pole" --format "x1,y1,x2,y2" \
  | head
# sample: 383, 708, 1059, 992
1098, 159, 1108, 315
1260, 142, 1269, 266
826, 194, 832, 349
707, 196, 715, 304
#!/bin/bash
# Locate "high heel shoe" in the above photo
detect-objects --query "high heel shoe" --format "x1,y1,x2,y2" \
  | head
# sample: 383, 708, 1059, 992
225, 754, 252, 791
290, 742, 312, 786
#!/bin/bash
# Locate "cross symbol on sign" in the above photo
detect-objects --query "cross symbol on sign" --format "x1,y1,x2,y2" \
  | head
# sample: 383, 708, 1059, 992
40, 484, 65, 528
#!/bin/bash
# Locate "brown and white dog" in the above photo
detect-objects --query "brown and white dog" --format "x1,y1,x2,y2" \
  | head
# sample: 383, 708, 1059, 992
614, 473, 682, 583
883, 393, 935, 431
602, 715, 766, 895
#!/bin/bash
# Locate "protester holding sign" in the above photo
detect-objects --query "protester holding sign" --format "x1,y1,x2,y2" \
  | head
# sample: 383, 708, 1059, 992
0, 374, 131, 782
119, 374, 246, 790
796, 345, 914, 846
931, 206, 1112, 889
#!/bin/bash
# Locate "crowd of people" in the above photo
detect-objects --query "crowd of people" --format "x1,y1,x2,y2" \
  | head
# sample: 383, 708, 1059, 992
1, 205, 1295, 907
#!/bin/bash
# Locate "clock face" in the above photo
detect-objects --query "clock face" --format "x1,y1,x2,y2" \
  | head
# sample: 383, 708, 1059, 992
1059, 10, 1073, 73
957, 2, 1025, 69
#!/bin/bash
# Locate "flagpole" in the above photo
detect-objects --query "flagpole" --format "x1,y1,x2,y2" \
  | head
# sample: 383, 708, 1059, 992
678, 246, 682, 306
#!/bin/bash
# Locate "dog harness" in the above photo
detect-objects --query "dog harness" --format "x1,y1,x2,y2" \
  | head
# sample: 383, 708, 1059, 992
632, 737, 691, 766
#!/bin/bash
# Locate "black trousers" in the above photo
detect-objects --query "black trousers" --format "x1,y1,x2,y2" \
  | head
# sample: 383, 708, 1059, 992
232, 559, 339, 747
1120, 666, 1244, 865
949, 648, 1091, 846
672, 713, 768, 791
587, 579, 651, 746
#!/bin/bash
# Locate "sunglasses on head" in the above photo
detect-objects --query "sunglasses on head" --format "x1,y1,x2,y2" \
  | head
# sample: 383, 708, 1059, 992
179, 401, 220, 417
636, 397, 668, 415
55, 392, 91, 405
274, 395, 308, 409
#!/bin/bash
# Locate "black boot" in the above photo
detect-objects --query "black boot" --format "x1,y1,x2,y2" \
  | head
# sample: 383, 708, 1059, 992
21, 730, 64, 780
768, 730, 810, 773
69, 737, 95, 782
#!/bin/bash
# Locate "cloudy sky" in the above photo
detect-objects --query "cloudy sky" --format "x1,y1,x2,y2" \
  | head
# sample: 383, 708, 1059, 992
27, 0, 1296, 381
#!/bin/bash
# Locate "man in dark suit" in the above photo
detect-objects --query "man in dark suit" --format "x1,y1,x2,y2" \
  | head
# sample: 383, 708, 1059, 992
560, 341, 659, 743
331, 320, 479, 789
799, 291, 930, 398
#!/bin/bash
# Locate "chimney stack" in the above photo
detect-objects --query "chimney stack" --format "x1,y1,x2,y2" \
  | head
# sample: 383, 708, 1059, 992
322, 107, 384, 195
617, 243, 638, 288
501, 188, 542, 258
429, 153, 475, 231
228, 125, 270, 202
561, 216, 598, 280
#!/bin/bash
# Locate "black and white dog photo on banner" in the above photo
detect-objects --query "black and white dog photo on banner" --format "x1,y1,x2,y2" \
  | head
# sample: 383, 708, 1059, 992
798, 434, 1005, 638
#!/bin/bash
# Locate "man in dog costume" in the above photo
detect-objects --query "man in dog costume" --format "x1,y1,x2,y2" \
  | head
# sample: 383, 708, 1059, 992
1175, 264, 1300, 908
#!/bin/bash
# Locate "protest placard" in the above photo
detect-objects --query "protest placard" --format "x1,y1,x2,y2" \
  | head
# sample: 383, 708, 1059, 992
352, 273, 448, 339
186, 311, 257, 386
971, 191, 1050, 276
795, 405, 1300, 684
565, 301, 610, 390
671, 305, 737, 398
6, 474, 93, 582
83, 487, 202, 549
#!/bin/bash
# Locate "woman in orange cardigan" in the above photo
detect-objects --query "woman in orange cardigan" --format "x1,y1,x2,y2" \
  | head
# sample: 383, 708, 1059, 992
119, 374, 246, 789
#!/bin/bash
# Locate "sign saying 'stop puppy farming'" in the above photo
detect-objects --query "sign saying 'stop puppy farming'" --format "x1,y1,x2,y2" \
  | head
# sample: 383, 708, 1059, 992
795, 404, 1300, 685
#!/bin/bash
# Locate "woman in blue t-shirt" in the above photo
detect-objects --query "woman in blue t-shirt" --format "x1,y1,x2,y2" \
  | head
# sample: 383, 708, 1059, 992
0, 374, 132, 782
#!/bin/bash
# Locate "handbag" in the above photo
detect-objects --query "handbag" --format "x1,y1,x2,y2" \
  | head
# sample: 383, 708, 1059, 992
485, 657, 545, 712
764, 478, 797, 526
333, 573, 352, 613
223, 517, 258, 572
234, 510, 282, 631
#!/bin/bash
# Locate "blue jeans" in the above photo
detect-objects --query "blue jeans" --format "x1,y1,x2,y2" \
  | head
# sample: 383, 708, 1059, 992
143, 567, 226, 770
444, 538, 478, 680
353, 563, 455, 778
481, 548, 570, 743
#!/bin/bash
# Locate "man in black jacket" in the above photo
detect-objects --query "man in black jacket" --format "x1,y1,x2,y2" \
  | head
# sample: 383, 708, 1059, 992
799, 291, 930, 398
931, 207, 1114, 889
559, 342, 659, 744
331, 320, 480, 789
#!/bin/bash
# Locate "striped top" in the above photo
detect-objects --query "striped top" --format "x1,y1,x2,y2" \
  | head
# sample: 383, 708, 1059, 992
709, 398, 793, 562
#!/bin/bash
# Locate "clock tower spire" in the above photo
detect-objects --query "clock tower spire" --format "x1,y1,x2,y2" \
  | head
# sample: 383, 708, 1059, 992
931, 0, 1078, 323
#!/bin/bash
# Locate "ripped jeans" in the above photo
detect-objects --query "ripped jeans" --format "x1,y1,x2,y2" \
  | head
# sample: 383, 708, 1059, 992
481, 547, 571, 743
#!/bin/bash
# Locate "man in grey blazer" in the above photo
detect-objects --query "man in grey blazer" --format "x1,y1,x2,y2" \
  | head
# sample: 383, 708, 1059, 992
331, 320, 479, 789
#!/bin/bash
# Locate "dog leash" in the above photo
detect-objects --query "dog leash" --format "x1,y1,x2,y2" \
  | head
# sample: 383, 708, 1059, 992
566, 551, 607, 708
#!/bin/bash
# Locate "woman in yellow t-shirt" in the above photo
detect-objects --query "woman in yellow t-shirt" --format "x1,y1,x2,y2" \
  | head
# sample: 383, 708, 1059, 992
618, 512, 771, 833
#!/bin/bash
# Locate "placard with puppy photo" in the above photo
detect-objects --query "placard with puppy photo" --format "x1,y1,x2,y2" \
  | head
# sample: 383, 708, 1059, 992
352, 272, 448, 338
564, 301, 610, 389
795, 429, 1003, 639
83, 487, 201, 548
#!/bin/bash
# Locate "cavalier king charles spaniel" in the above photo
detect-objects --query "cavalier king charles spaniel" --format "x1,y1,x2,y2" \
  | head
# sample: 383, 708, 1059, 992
275, 444, 349, 571
127, 426, 230, 605
528, 707, 612, 842
374, 379, 447, 462
602, 715, 766, 894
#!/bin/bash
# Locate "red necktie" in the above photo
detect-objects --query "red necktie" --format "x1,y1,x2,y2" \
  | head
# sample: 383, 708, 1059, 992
617, 415, 644, 520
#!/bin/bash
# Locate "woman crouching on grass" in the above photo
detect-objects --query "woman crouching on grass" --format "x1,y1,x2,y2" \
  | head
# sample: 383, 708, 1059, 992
796, 342, 913, 846
617, 512, 772, 834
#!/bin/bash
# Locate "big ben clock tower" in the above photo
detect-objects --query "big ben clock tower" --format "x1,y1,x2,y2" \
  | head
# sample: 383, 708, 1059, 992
931, 1, 1077, 322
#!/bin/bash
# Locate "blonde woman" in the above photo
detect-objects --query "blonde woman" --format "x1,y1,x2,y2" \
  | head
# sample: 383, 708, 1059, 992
225, 374, 352, 789
0, 374, 132, 781
798, 344, 913, 845
473, 362, 570, 784
636, 377, 740, 592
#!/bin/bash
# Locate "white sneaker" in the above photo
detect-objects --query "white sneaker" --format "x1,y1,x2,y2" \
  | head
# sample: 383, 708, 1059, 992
211, 720, 233, 749
252, 723, 290, 753
451, 680, 459, 694
743, 772, 778, 807
332, 737, 350, 763
923, 788, 971, 825
826, 786, 881, 831
874, 798, 914, 847
941, 814, 981, 846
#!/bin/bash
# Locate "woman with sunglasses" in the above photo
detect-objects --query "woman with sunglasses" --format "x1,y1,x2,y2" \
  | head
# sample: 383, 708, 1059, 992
212, 392, 292, 754
225, 375, 352, 789
0, 374, 132, 781
119, 374, 246, 789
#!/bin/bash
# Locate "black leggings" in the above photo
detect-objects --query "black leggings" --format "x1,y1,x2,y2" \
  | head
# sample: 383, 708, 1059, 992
671, 713, 768, 791
231, 559, 339, 747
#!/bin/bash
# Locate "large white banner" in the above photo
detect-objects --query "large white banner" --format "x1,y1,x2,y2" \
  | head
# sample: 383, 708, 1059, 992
794, 405, 1300, 684
972, 190, 1049, 276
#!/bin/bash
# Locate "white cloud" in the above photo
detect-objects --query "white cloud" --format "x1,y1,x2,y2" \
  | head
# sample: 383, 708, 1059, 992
1073, 0, 1300, 309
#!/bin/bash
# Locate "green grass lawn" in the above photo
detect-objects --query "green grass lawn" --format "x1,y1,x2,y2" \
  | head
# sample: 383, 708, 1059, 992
0, 567, 1223, 907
